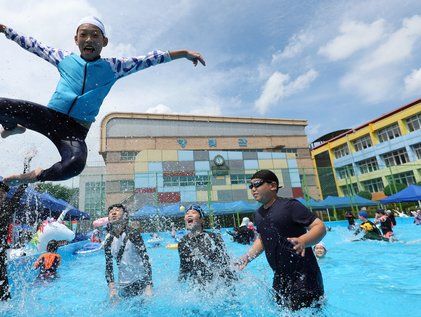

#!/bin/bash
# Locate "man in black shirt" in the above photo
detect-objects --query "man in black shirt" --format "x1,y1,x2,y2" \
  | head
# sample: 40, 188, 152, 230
0, 181, 26, 301
237, 170, 326, 311
178, 204, 236, 286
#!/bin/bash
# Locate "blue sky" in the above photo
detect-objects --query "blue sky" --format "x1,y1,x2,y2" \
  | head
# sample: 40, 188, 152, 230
0, 0, 421, 182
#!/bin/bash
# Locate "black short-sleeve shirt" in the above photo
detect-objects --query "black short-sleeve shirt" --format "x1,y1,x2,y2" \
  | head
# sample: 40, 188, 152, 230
254, 198, 323, 295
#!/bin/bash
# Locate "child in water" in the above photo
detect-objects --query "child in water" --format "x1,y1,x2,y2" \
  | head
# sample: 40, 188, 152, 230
33, 240, 61, 280
0, 17, 205, 185
354, 211, 387, 241
313, 242, 327, 259
178, 205, 237, 287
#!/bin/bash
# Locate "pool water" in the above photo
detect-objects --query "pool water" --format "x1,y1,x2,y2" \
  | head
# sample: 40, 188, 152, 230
2, 218, 420, 316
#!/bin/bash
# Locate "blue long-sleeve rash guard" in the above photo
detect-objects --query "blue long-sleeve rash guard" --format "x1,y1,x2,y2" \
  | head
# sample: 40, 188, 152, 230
4, 27, 172, 124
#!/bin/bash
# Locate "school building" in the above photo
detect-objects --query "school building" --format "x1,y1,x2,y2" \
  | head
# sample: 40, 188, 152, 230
77, 112, 319, 215
311, 99, 421, 199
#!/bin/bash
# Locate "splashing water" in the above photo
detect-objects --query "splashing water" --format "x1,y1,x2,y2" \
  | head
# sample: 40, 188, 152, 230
3, 218, 420, 316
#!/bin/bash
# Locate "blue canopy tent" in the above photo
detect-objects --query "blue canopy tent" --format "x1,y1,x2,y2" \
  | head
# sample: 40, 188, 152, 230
131, 201, 259, 219
297, 197, 332, 221
380, 185, 421, 206
297, 197, 327, 209
210, 201, 259, 216
351, 195, 379, 207
318, 195, 377, 221
160, 203, 186, 217
7, 186, 89, 220
321, 195, 377, 208
55, 198, 90, 220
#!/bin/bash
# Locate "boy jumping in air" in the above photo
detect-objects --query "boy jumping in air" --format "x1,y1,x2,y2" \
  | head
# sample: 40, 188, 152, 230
0, 16, 205, 185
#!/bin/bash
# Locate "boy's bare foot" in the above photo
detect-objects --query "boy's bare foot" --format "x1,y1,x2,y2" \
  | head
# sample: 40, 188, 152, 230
1, 125, 26, 138
4, 167, 43, 185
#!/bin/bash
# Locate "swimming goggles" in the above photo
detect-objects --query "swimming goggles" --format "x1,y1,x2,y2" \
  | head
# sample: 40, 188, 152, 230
248, 179, 267, 189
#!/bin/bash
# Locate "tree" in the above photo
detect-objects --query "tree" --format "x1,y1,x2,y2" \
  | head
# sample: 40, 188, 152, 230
357, 191, 372, 200
383, 182, 406, 196
36, 183, 79, 208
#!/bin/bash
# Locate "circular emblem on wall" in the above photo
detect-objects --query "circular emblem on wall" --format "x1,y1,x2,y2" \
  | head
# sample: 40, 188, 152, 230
213, 155, 225, 166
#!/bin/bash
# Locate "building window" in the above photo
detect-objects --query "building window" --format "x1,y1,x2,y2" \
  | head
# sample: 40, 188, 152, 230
340, 183, 359, 196
352, 135, 372, 152
377, 123, 401, 142
381, 148, 409, 167
120, 180, 135, 192
84, 181, 106, 216
163, 175, 208, 187
179, 176, 195, 186
120, 151, 138, 161
279, 148, 298, 154
333, 144, 349, 159
412, 143, 421, 160
336, 164, 355, 179
357, 157, 379, 174
386, 171, 416, 186
230, 173, 254, 185
195, 175, 209, 186
406, 113, 421, 132
362, 178, 384, 193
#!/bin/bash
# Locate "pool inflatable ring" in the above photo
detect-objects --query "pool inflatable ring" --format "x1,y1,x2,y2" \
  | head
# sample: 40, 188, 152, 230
30, 210, 75, 252
35, 221, 75, 252
166, 243, 178, 250
75, 242, 103, 255
93, 217, 109, 228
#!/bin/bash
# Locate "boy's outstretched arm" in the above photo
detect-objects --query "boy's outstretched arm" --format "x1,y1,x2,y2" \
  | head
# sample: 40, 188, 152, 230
169, 50, 206, 66
0, 23, 68, 66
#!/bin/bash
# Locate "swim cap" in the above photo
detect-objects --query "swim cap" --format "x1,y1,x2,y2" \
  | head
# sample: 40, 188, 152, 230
186, 204, 205, 218
314, 242, 327, 252
77, 16, 106, 36
240, 217, 250, 227
358, 211, 368, 218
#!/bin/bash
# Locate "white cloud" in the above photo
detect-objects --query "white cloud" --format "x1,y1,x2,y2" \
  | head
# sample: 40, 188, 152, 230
255, 69, 318, 114
272, 32, 312, 62
363, 15, 421, 70
146, 104, 174, 114
404, 68, 421, 94
340, 15, 421, 102
318, 19, 385, 61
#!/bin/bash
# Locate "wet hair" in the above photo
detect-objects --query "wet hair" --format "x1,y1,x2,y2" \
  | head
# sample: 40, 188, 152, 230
108, 203, 128, 214
251, 169, 281, 192
107, 204, 129, 223
47, 240, 59, 253
0, 181, 10, 193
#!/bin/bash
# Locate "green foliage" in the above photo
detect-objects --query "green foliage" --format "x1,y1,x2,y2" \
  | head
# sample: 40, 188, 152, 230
36, 183, 79, 207
357, 190, 372, 200
383, 182, 406, 196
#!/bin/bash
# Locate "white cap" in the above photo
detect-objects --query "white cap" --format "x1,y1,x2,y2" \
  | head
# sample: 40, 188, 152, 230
240, 217, 250, 227
78, 16, 106, 36
314, 242, 327, 252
